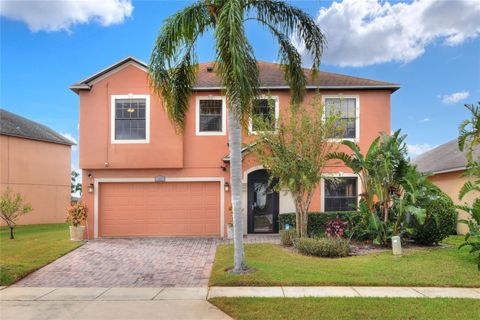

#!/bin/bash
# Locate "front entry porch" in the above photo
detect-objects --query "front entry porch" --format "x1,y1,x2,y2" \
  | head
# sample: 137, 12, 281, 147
247, 169, 279, 234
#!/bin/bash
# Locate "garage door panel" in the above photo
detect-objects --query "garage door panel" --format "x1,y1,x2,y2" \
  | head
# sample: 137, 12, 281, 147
99, 181, 220, 237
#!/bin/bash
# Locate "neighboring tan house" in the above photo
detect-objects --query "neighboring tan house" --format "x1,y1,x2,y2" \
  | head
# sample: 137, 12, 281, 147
70, 56, 399, 239
0, 109, 75, 225
413, 139, 479, 234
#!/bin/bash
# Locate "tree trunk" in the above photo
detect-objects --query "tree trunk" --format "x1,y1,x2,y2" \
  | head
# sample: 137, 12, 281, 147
228, 108, 247, 272
9, 226, 14, 240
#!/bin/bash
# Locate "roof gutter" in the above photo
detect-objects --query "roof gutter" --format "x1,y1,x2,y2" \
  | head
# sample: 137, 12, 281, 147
429, 166, 467, 175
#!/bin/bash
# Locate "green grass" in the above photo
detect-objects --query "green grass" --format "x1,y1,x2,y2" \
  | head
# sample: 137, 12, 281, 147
0, 223, 83, 286
210, 297, 480, 320
210, 236, 480, 287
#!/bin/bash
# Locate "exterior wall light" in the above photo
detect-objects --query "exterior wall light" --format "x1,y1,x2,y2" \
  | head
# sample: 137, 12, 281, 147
224, 182, 230, 192
87, 183, 94, 193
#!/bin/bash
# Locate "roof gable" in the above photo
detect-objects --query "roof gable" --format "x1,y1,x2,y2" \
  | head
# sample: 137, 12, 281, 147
69, 56, 148, 93
0, 109, 75, 146
70, 56, 400, 94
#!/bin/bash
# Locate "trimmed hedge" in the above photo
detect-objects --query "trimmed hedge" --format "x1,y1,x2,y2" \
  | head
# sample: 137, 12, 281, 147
278, 211, 360, 237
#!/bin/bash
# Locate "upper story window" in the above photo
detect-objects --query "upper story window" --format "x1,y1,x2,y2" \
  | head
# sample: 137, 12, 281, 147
249, 97, 279, 134
196, 97, 226, 136
323, 177, 358, 212
111, 94, 150, 144
324, 96, 359, 140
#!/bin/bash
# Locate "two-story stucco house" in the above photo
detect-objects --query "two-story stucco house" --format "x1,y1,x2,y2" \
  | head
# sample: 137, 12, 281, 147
70, 56, 399, 239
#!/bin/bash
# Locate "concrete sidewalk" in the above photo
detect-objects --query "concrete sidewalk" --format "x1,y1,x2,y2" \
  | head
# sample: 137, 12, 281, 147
208, 286, 480, 299
0, 287, 231, 320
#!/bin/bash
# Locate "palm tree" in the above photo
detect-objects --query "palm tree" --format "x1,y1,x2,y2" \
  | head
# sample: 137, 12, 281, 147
149, 0, 325, 272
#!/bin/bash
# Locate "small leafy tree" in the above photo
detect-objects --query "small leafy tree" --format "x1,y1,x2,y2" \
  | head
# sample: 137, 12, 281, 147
0, 188, 32, 239
71, 170, 82, 195
251, 95, 343, 237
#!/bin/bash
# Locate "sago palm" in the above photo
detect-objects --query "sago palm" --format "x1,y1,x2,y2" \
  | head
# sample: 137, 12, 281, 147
149, 0, 325, 272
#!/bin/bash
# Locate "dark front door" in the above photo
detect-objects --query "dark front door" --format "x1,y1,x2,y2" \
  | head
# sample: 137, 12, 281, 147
247, 170, 279, 233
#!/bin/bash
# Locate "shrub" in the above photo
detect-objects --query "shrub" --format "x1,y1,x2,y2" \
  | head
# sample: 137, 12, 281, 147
412, 188, 457, 245
278, 211, 360, 237
66, 202, 88, 227
325, 216, 349, 237
294, 237, 350, 258
279, 228, 297, 246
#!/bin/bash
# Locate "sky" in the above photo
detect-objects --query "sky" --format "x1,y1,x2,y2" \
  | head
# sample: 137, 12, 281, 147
1, 0, 480, 176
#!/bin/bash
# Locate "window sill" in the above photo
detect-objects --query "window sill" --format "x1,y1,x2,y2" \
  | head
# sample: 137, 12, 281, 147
111, 139, 150, 144
196, 131, 226, 136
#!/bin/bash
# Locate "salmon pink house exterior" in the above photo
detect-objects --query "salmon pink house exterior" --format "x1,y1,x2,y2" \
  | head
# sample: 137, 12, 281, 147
70, 56, 399, 239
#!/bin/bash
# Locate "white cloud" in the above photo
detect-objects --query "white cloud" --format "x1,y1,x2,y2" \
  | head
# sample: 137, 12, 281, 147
298, 0, 480, 67
0, 0, 133, 32
61, 132, 78, 151
419, 118, 430, 123
440, 91, 470, 104
407, 143, 435, 158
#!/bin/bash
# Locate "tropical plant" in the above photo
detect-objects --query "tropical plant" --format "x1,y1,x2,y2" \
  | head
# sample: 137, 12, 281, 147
328, 130, 410, 246
457, 199, 480, 270
251, 95, 342, 237
457, 102, 480, 269
0, 188, 32, 239
71, 170, 82, 195
149, 0, 325, 272
459, 163, 480, 201
458, 102, 480, 163
325, 216, 348, 238
66, 202, 88, 227
326, 139, 378, 213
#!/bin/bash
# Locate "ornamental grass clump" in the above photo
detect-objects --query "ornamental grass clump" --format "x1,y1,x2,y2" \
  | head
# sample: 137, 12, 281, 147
280, 228, 297, 246
294, 237, 350, 258
66, 202, 87, 227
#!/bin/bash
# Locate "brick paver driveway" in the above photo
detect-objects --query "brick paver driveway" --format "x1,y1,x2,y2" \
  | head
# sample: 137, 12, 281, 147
13, 238, 217, 287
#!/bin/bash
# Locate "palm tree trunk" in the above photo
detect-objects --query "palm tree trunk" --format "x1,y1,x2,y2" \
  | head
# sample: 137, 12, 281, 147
228, 107, 246, 272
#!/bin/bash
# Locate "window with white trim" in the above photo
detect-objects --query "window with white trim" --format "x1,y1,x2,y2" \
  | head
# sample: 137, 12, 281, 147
196, 97, 226, 135
324, 177, 358, 211
324, 97, 358, 139
112, 95, 149, 142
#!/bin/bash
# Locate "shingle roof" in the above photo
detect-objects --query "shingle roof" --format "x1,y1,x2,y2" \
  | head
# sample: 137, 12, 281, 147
70, 56, 400, 93
195, 61, 400, 91
0, 109, 75, 146
412, 138, 480, 174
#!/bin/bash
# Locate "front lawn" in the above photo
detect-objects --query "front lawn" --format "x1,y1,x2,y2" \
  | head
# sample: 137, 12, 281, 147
210, 236, 480, 287
0, 223, 83, 286
210, 297, 480, 320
